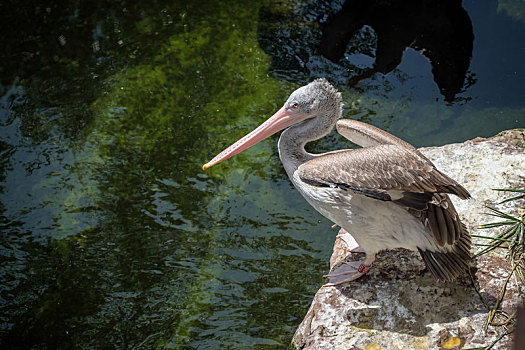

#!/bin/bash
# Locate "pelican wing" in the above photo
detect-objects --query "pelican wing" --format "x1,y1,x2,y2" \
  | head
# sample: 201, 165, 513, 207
336, 119, 418, 149
297, 144, 471, 248
298, 144, 469, 199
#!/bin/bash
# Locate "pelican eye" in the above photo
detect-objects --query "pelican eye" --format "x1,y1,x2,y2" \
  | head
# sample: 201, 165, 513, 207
290, 102, 299, 109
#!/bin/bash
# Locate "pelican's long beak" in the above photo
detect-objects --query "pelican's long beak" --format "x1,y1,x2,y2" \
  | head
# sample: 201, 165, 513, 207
202, 106, 298, 170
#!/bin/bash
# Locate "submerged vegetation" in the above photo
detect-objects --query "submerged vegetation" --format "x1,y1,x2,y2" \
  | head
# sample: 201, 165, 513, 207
1, 1, 315, 348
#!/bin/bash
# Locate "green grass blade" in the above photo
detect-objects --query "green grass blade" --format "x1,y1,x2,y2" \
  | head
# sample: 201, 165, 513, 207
480, 220, 518, 228
483, 206, 521, 220
499, 194, 525, 204
492, 188, 525, 204
471, 234, 515, 242
493, 188, 525, 193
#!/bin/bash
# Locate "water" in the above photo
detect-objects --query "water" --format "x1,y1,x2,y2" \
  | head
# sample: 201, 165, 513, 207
0, 0, 524, 348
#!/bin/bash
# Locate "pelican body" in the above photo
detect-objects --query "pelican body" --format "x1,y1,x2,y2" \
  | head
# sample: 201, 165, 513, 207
203, 79, 471, 284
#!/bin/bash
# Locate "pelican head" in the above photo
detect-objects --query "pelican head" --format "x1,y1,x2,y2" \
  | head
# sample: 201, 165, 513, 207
202, 78, 342, 170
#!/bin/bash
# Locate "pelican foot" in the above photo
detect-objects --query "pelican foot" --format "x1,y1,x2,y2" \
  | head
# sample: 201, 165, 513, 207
323, 253, 376, 287
322, 261, 369, 286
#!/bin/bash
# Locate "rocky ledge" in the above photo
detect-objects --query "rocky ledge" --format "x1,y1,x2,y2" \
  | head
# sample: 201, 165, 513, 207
293, 129, 525, 350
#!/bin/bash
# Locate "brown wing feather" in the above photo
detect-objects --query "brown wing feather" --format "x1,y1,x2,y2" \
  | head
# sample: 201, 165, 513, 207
297, 145, 470, 199
418, 220, 471, 281
297, 144, 471, 254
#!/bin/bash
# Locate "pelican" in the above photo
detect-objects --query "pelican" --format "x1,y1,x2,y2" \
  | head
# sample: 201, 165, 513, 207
203, 78, 471, 285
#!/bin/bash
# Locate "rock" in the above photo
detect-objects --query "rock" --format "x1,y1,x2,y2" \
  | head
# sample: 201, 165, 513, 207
293, 130, 525, 350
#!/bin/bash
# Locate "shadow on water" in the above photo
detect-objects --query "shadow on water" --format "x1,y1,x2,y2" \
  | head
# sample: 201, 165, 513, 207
320, 0, 474, 103
260, 0, 475, 103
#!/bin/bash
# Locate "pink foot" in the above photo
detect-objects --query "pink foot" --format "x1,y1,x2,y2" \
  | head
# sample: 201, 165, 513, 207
323, 253, 376, 287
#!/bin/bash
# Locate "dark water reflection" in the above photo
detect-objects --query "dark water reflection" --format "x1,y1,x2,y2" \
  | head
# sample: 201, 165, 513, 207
319, 0, 474, 102
262, 0, 475, 102
0, 0, 524, 349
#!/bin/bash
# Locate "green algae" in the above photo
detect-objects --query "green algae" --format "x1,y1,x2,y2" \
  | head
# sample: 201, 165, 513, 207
498, 0, 525, 23
41, 0, 307, 347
